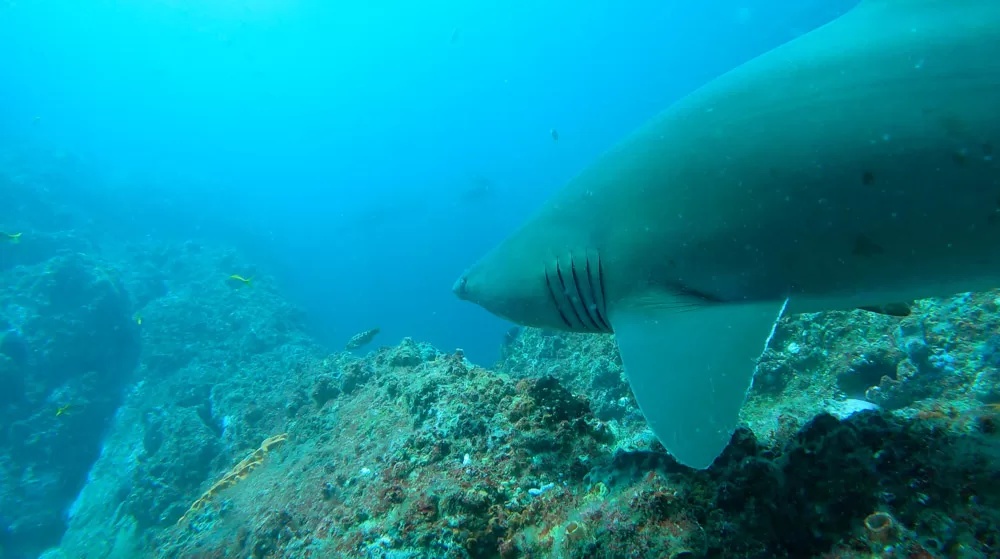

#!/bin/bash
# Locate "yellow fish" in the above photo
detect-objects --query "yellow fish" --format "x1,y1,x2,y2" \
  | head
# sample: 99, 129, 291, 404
229, 274, 253, 287
2, 232, 22, 244
56, 404, 73, 417
134, 313, 143, 326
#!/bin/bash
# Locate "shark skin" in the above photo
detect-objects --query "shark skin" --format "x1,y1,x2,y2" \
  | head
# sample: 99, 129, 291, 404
452, 0, 1000, 469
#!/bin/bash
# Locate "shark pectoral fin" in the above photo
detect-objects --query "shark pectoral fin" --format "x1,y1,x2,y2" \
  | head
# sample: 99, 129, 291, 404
610, 294, 788, 469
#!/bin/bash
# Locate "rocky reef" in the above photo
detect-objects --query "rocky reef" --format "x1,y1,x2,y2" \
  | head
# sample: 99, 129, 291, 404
0, 248, 139, 558
3, 153, 1000, 559
132, 328, 1000, 559
45, 299, 1000, 559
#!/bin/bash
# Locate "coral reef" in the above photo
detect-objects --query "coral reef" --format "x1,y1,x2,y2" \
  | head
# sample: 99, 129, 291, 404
13, 239, 1000, 559
4, 151, 1000, 559
0, 250, 139, 558
78, 305, 989, 559
176, 433, 288, 528
137, 333, 1000, 559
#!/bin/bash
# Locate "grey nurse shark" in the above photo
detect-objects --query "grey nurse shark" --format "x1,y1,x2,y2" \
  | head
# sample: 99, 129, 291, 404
452, 0, 1000, 469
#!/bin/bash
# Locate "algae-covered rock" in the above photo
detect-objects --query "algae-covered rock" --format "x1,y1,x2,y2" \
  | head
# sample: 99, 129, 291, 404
0, 251, 139, 558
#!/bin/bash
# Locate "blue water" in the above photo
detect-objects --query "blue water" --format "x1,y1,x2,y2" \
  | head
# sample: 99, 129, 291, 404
0, 0, 855, 363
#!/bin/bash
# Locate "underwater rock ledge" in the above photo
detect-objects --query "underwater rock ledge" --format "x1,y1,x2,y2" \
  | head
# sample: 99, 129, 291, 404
129, 338, 1000, 559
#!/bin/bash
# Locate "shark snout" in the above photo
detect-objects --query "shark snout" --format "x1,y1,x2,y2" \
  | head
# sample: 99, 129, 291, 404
452, 274, 469, 299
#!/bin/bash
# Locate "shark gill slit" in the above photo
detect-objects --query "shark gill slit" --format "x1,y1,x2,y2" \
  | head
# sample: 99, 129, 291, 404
598, 254, 611, 329
665, 283, 726, 314
555, 262, 589, 329
678, 284, 725, 304
570, 256, 602, 331
586, 253, 611, 332
543, 268, 574, 328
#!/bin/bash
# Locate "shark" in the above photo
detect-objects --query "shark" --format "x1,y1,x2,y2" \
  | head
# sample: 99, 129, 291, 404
451, 0, 1000, 469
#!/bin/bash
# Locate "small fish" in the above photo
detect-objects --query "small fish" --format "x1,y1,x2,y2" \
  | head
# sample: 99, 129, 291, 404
33, 116, 41, 125
450, 27, 460, 44
2, 232, 22, 244
134, 313, 143, 326
56, 404, 73, 417
502, 325, 522, 347
229, 274, 253, 287
345, 327, 380, 351
550, 128, 559, 142
459, 174, 497, 204
499, 326, 524, 361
